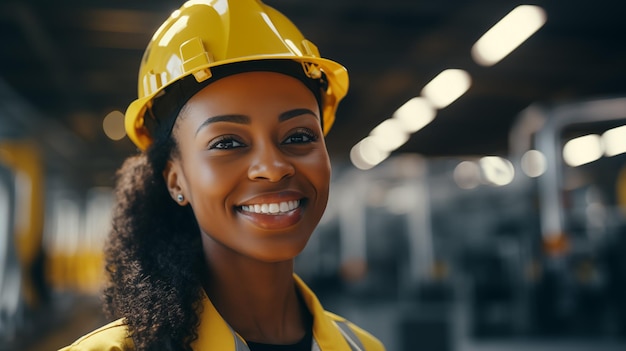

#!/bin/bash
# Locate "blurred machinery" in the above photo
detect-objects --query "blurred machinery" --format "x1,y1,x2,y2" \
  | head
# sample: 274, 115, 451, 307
0, 140, 46, 342
299, 97, 626, 350
2, 79, 626, 350
0, 82, 112, 349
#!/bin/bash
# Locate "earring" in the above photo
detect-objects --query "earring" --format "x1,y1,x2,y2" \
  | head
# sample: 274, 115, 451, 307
176, 194, 184, 202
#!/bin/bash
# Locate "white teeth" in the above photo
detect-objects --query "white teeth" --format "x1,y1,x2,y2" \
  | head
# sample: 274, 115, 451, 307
280, 202, 289, 212
241, 200, 300, 215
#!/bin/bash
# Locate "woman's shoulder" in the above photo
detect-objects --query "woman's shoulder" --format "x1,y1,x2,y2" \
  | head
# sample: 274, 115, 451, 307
58, 319, 134, 351
323, 311, 386, 351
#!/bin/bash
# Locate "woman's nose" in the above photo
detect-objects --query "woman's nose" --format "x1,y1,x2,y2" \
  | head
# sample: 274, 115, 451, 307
247, 144, 295, 182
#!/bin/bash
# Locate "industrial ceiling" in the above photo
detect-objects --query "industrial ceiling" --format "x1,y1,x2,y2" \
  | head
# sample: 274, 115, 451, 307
1, 0, 624, 186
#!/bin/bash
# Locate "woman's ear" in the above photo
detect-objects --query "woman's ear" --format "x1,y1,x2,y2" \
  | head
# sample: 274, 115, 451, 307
163, 160, 188, 206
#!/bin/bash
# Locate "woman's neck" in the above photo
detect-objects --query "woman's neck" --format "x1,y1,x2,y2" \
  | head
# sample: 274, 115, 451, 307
200, 235, 307, 344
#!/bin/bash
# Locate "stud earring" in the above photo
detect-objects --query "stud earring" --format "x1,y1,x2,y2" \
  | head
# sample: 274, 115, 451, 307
177, 194, 184, 202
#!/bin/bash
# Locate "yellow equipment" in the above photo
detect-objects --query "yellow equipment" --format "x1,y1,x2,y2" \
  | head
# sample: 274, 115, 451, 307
125, 0, 349, 150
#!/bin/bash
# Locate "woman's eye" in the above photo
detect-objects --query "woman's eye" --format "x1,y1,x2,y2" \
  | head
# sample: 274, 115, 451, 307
283, 130, 318, 145
208, 136, 244, 150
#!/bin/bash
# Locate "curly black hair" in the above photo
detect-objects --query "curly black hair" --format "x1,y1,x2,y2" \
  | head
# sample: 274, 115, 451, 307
102, 134, 204, 351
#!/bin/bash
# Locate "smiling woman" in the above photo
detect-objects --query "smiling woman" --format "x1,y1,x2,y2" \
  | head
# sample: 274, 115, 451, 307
167, 71, 330, 263
58, 1, 383, 351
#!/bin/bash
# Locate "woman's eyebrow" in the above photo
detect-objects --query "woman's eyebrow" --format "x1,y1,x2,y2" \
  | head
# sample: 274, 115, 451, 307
195, 109, 317, 135
278, 108, 318, 122
195, 114, 250, 135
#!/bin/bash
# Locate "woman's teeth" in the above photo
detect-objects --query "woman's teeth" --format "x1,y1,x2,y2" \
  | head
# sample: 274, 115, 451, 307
240, 200, 300, 215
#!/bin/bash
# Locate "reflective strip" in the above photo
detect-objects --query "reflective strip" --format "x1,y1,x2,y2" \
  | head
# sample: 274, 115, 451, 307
229, 325, 250, 351
234, 334, 249, 351
312, 338, 321, 351
335, 320, 365, 351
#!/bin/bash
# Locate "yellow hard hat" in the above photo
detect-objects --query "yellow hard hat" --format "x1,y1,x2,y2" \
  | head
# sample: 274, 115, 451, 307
125, 0, 349, 150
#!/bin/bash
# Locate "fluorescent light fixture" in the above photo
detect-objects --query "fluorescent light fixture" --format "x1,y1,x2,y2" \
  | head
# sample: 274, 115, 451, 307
521, 149, 547, 177
369, 119, 410, 152
421, 69, 472, 109
350, 137, 390, 170
602, 125, 626, 157
392, 97, 436, 133
472, 5, 547, 66
480, 156, 515, 186
563, 134, 602, 167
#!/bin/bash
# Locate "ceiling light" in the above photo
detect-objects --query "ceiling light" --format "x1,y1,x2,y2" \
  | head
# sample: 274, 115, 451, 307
563, 134, 602, 167
102, 110, 126, 141
454, 161, 481, 189
480, 156, 515, 186
602, 125, 626, 157
369, 119, 410, 152
350, 137, 390, 170
421, 69, 472, 109
521, 149, 547, 177
392, 97, 436, 133
472, 5, 547, 66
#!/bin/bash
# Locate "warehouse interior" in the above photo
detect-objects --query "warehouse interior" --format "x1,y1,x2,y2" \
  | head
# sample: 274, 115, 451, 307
1, 0, 626, 350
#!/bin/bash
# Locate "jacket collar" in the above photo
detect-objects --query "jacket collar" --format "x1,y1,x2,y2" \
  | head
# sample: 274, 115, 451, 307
191, 274, 351, 350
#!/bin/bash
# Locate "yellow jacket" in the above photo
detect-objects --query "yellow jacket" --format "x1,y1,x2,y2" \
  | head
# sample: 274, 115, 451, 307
60, 275, 385, 351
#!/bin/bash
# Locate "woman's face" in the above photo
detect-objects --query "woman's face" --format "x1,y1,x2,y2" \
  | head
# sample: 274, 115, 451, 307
165, 71, 331, 263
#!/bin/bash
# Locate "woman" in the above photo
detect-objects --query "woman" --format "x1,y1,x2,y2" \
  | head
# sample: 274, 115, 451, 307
61, 0, 384, 350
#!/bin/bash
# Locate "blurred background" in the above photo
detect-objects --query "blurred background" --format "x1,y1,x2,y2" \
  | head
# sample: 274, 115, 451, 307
1, 0, 626, 350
